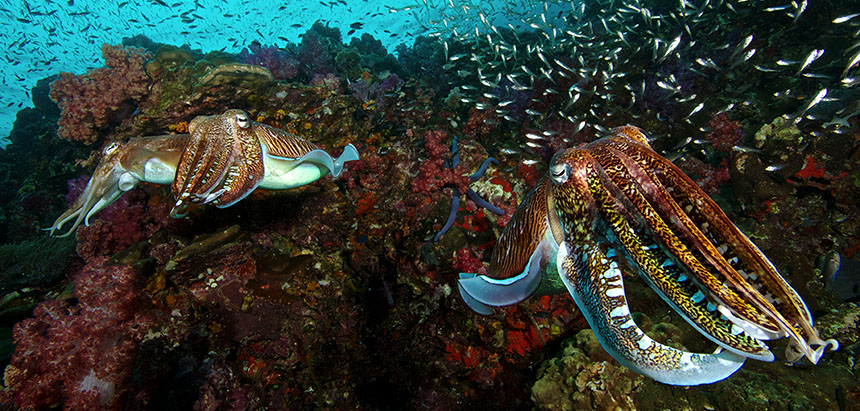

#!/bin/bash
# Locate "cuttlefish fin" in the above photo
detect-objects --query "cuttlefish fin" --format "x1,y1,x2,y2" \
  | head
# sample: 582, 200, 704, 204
458, 234, 550, 313
557, 237, 746, 386
300, 143, 359, 178
260, 144, 359, 189
458, 177, 559, 314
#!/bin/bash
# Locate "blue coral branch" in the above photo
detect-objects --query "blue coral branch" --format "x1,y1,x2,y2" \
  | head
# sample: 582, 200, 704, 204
432, 136, 504, 242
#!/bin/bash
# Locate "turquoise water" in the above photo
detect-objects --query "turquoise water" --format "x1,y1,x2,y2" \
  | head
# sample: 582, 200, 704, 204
0, 0, 515, 146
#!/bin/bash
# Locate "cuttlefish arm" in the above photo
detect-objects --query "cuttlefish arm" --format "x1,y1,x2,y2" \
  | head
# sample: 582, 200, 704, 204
557, 235, 747, 385
550, 147, 748, 385
458, 177, 562, 315
588, 129, 837, 364
169, 110, 359, 217
48, 134, 188, 237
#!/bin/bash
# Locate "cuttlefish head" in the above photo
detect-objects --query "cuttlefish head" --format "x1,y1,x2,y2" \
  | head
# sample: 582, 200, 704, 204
48, 141, 142, 237
170, 109, 265, 217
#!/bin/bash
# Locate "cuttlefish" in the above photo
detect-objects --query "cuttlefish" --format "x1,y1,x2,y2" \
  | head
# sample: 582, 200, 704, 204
458, 126, 837, 385
49, 109, 359, 236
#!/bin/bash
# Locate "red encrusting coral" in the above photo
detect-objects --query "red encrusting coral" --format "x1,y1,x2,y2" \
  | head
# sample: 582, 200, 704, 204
451, 248, 486, 274
794, 155, 827, 179
5, 258, 157, 410
706, 112, 743, 153
49, 43, 153, 144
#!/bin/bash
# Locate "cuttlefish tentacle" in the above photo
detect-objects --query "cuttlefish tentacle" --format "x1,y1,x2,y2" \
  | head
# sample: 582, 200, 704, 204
48, 109, 359, 236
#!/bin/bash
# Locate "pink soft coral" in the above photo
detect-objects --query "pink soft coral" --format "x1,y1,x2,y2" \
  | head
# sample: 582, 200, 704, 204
49, 43, 152, 144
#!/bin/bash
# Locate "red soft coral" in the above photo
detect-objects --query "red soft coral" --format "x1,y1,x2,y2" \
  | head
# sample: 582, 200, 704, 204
49, 43, 153, 144
5, 258, 156, 410
409, 130, 471, 194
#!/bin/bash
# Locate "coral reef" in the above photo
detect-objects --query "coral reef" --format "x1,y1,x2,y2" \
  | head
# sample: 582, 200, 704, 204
0, 16, 858, 409
531, 329, 643, 410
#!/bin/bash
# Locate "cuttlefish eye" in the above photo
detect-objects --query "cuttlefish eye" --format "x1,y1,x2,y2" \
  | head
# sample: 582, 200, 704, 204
550, 162, 570, 184
103, 141, 120, 155
235, 113, 249, 128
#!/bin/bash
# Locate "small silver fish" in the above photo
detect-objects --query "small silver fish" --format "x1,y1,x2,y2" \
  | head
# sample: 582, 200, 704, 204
732, 34, 753, 59
843, 48, 860, 78
657, 35, 682, 63
685, 102, 705, 118
765, 163, 788, 172
833, 13, 860, 24
793, 88, 828, 123
796, 49, 824, 76
731, 145, 762, 153
754, 65, 778, 72
791, 0, 807, 23
672, 136, 692, 150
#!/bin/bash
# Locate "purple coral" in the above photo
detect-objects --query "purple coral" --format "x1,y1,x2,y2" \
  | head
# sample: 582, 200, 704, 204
349, 73, 404, 103
237, 42, 298, 80
6, 257, 156, 410
298, 30, 334, 79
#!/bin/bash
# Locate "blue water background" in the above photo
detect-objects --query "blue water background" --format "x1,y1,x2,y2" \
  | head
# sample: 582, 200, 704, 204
0, 0, 565, 148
